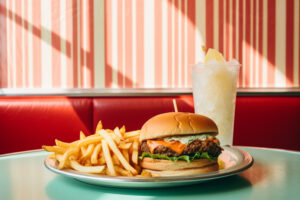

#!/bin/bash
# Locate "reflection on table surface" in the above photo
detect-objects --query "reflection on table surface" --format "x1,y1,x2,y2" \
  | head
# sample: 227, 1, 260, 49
0, 147, 300, 200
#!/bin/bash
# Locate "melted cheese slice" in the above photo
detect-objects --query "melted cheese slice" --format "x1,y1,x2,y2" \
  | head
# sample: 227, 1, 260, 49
147, 140, 186, 154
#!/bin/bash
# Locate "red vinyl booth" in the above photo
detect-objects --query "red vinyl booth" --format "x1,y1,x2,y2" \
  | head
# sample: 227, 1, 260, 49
0, 95, 300, 154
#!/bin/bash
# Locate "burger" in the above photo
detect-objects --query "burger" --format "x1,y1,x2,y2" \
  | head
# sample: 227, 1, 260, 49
139, 112, 223, 177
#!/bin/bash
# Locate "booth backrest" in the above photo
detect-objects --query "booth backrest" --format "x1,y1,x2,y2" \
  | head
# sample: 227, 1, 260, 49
0, 97, 93, 154
92, 96, 194, 132
234, 96, 300, 150
0, 95, 299, 154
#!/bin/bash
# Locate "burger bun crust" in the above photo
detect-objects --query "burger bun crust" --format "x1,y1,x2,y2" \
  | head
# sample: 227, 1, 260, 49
140, 112, 218, 141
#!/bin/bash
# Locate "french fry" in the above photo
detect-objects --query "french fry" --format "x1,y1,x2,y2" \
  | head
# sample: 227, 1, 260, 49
122, 149, 129, 162
111, 133, 121, 145
112, 154, 120, 166
71, 140, 79, 146
77, 136, 102, 147
79, 131, 88, 156
70, 160, 105, 174
49, 153, 56, 159
95, 121, 103, 133
120, 125, 126, 135
124, 130, 140, 138
85, 159, 92, 166
98, 151, 106, 165
105, 129, 114, 133
42, 145, 65, 154
133, 164, 141, 174
91, 143, 102, 164
132, 139, 139, 165
80, 147, 86, 156
55, 154, 63, 163
114, 127, 122, 138
81, 144, 94, 161
55, 139, 72, 148
101, 139, 116, 176
99, 130, 137, 175
58, 148, 79, 169
119, 142, 132, 150
115, 166, 132, 176
139, 170, 152, 177
80, 131, 86, 139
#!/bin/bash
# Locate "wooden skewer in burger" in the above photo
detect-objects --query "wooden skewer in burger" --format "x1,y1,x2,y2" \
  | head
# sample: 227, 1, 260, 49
139, 100, 223, 177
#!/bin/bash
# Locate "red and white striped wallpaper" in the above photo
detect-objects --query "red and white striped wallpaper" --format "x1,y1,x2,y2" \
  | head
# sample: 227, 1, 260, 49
0, 0, 299, 89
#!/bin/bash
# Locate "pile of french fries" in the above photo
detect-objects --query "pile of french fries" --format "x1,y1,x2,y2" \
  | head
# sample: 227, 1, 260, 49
43, 121, 151, 177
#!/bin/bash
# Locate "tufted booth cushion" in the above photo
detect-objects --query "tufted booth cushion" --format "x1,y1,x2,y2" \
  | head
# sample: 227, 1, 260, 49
0, 97, 93, 154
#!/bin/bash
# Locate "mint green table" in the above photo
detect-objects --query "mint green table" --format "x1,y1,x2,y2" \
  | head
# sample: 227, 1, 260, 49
0, 147, 299, 200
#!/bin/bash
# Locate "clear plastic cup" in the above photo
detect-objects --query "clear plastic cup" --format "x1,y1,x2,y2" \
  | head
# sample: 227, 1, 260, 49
191, 60, 240, 146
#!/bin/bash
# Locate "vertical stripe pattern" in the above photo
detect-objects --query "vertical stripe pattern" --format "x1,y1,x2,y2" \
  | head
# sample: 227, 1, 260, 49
0, 0, 299, 89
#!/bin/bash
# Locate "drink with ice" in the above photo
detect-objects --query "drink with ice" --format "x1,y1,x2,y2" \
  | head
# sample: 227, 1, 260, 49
191, 49, 240, 146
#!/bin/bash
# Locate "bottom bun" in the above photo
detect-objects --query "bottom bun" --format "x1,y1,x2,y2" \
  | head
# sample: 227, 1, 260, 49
145, 163, 219, 177
140, 157, 217, 171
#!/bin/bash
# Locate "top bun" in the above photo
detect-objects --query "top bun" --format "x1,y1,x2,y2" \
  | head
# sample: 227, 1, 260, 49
140, 112, 218, 141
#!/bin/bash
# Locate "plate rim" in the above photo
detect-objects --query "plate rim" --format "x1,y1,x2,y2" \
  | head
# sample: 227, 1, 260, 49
44, 146, 254, 183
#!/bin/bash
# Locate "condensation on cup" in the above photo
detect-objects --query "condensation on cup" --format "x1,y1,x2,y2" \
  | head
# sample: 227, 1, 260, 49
191, 59, 240, 146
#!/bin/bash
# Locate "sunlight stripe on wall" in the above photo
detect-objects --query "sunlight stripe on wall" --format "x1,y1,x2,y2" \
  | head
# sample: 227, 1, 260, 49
41, 0, 52, 88
184, 0, 188, 87
275, 0, 286, 87
132, 0, 137, 87
12, 0, 16, 88
171, 0, 175, 87
249, 0, 254, 87
242, 0, 246, 87
76, 0, 80, 87
195, 0, 205, 63
254, 0, 259, 87
60, 0, 67, 88
162, 0, 168, 88
117, 0, 123, 87
111, 0, 118, 88
178, 0, 182, 87
20, 0, 25, 87
66, 0, 73, 87
229, 0, 233, 60
144, 0, 155, 88
121, 0, 125, 87
51, 0, 60, 87
94, 0, 105, 88
124, 0, 132, 87
27, 0, 33, 88
5, 0, 10, 88
262, 0, 268, 87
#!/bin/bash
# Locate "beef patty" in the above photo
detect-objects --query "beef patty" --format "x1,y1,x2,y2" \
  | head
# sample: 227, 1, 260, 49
140, 139, 222, 157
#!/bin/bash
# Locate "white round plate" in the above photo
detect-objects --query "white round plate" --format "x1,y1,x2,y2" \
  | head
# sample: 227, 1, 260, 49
44, 146, 253, 188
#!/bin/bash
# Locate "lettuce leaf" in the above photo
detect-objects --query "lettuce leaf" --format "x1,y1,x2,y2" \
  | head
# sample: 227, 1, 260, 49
139, 152, 217, 163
